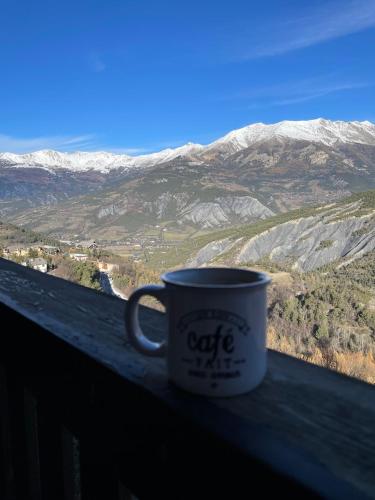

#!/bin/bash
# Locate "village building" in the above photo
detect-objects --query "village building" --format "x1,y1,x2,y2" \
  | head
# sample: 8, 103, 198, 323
39, 245, 60, 255
69, 253, 88, 262
6, 244, 44, 257
77, 240, 98, 250
13, 247, 29, 257
28, 257, 48, 273
97, 261, 119, 273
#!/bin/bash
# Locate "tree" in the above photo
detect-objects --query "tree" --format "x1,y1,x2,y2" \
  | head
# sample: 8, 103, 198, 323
315, 318, 329, 340
28, 248, 39, 258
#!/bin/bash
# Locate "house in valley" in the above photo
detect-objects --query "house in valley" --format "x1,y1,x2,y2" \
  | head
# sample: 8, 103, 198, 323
29, 257, 48, 273
69, 253, 88, 262
77, 240, 98, 250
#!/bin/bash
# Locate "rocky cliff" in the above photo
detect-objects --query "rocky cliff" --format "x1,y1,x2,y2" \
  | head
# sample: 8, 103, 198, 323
187, 192, 375, 272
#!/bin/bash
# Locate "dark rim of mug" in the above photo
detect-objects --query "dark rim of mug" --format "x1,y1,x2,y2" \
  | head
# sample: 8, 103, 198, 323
161, 267, 271, 289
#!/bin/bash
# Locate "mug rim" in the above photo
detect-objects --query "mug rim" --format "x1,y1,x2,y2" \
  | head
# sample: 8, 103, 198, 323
161, 267, 271, 289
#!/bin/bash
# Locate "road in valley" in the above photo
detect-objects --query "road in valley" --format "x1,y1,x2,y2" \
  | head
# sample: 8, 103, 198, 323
99, 272, 127, 300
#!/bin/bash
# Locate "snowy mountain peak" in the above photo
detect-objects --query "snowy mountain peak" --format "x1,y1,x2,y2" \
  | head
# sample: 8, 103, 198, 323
0, 119, 374, 173
208, 118, 375, 152
0, 150, 133, 173
0, 141, 205, 172
129, 142, 204, 167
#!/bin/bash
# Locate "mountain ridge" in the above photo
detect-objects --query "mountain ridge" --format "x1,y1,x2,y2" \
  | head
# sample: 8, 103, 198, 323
171, 191, 375, 272
1, 118, 374, 173
2, 119, 375, 238
3, 136, 375, 237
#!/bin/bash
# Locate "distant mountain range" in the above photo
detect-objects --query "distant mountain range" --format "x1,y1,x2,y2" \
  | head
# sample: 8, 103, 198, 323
0, 142, 205, 173
1, 118, 375, 172
1, 118, 375, 239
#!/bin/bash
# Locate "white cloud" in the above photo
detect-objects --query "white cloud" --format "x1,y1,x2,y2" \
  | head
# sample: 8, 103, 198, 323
0, 134, 96, 153
220, 76, 371, 108
245, 0, 375, 58
104, 147, 150, 155
0, 133, 156, 156
261, 82, 369, 108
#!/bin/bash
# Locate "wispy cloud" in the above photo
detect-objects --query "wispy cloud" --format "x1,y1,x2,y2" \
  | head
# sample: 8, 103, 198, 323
88, 52, 106, 72
104, 147, 150, 155
0, 133, 158, 156
245, 0, 375, 58
258, 82, 370, 108
220, 76, 371, 109
0, 133, 96, 153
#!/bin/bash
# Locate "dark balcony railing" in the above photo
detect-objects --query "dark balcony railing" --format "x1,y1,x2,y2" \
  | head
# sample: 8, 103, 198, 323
1, 257, 374, 499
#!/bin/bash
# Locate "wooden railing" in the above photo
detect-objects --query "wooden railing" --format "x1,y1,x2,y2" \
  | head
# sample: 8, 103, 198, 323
0, 257, 374, 499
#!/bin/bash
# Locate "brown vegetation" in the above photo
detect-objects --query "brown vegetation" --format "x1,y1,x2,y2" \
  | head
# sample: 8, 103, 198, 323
266, 254, 375, 384
51, 257, 101, 290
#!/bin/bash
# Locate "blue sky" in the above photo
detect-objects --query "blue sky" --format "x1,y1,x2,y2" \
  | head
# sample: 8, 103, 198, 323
1, 0, 374, 153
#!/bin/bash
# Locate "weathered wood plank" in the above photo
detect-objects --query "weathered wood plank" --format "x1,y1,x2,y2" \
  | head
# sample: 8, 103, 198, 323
2, 369, 29, 500
79, 439, 119, 500
1, 258, 374, 497
0, 365, 15, 500
36, 398, 65, 500
23, 388, 42, 500
61, 427, 81, 500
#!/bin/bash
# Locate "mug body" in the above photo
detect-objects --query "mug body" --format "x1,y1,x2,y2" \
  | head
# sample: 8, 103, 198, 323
162, 268, 270, 397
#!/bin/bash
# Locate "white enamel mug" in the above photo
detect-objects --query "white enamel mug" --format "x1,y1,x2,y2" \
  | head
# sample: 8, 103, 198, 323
125, 267, 271, 397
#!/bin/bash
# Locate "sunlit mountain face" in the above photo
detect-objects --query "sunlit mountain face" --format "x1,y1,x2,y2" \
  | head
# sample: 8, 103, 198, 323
1, 119, 375, 239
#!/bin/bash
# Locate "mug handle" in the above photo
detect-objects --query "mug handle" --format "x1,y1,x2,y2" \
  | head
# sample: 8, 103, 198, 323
125, 284, 168, 357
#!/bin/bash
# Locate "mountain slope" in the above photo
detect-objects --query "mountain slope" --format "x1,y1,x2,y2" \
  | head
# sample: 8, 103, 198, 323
0, 219, 60, 249
203, 118, 375, 157
183, 191, 375, 272
8, 136, 375, 238
2, 119, 375, 236
138, 191, 375, 272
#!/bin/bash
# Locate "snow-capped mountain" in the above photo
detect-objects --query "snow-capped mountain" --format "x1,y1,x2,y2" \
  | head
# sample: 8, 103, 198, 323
205, 118, 375, 155
0, 150, 134, 173
1, 119, 374, 173
0, 143, 204, 173
2, 117, 375, 236
133, 142, 204, 168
